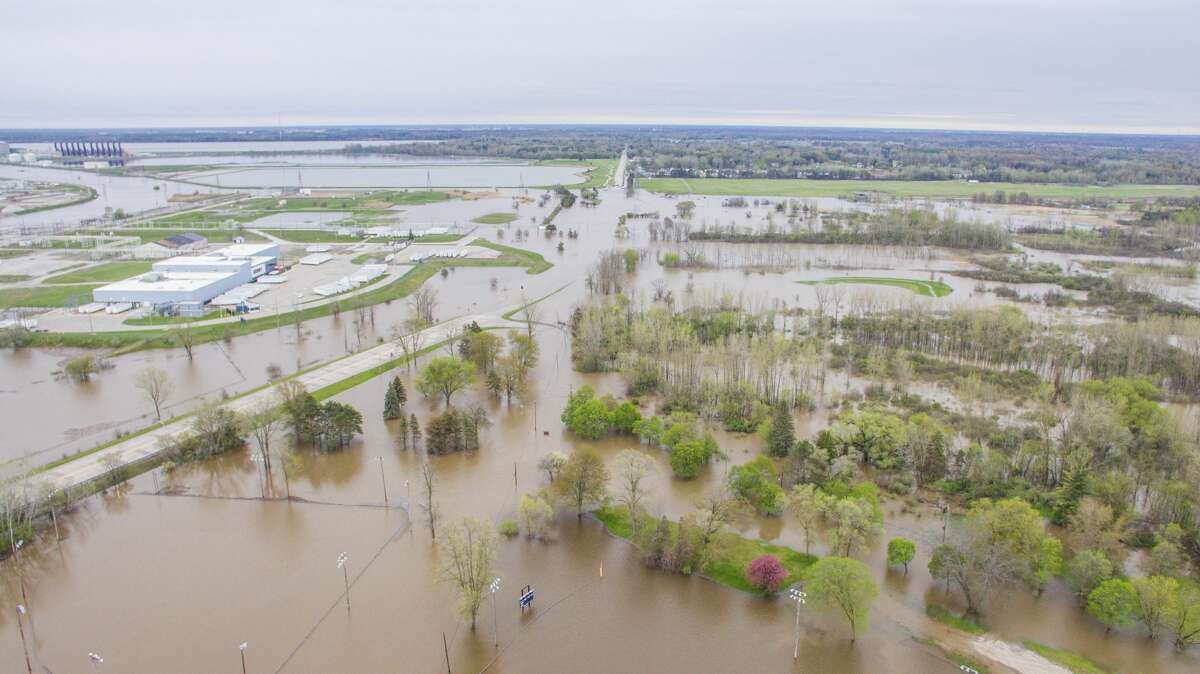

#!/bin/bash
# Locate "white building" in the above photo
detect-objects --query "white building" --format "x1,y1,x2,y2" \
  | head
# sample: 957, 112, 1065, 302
132, 242, 176, 259
93, 272, 246, 305
93, 242, 281, 306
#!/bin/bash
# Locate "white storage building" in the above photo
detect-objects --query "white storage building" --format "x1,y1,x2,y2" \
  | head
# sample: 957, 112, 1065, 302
92, 272, 246, 305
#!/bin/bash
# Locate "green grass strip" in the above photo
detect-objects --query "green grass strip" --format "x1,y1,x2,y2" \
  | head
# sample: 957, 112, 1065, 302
1022, 640, 1114, 674
925, 604, 987, 635
472, 212, 519, 225
798, 276, 953, 297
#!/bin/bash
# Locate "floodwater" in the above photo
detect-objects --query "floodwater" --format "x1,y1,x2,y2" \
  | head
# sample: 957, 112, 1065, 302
0, 164, 236, 230
177, 165, 586, 189
2, 183, 1196, 673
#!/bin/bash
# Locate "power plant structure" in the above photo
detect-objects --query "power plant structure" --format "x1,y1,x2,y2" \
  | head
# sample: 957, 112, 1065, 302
54, 141, 126, 166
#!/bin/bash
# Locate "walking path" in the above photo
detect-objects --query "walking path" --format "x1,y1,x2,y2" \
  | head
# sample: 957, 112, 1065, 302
35, 305, 521, 492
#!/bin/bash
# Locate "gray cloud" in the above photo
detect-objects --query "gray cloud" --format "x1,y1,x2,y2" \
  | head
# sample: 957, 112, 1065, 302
2, 0, 1197, 133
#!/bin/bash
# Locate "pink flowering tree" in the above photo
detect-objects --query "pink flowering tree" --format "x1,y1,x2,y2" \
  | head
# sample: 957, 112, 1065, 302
746, 554, 787, 593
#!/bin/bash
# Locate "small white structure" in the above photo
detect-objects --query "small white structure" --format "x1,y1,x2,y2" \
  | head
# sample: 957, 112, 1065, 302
76, 302, 106, 314
305, 244, 332, 253
256, 275, 288, 284
105, 303, 134, 314
132, 242, 176, 259
299, 253, 333, 266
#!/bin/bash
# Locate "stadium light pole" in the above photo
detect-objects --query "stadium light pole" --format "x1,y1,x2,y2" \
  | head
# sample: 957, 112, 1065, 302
788, 588, 807, 660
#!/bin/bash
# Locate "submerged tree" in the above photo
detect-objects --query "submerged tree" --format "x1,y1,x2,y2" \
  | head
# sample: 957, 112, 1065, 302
438, 517, 497, 630
805, 557, 879, 642
554, 448, 610, 519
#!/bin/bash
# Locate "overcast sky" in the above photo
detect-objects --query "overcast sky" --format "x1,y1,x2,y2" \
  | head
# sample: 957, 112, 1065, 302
3, 0, 1198, 133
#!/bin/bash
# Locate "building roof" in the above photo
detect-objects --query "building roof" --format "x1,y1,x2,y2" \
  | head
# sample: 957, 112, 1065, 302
97, 271, 234, 293
159, 232, 208, 249
153, 255, 250, 271
218, 243, 278, 258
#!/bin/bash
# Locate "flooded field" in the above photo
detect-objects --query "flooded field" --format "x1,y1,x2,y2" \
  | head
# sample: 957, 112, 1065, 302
2, 175, 1197, 674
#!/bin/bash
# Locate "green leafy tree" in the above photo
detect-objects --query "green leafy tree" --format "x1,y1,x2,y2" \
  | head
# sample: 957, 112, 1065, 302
670, 439, 709, 479
554, 448, 610, 519
728, 456, 785, 516
827, 496, 879, 557
1066, 550, 1113, 604
518, 494, 555, 540
887, 538, 916, 573
417, 357, 476, 407
1168, 581, 1200, 650
1133, 575, 1178, 640
805, 557, 879, 642
317, 401, 363, 450
611, 401, 642, 434
787, 483, 829, 554
1087, 578, 1138, 632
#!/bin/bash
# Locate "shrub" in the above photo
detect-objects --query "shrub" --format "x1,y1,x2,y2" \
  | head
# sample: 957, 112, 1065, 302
887, 538, 916, 573
745, 554, 787, 593
499, 519, 519, 537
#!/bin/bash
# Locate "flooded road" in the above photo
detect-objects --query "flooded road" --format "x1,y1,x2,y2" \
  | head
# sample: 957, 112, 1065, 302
2, 183, 1196, 673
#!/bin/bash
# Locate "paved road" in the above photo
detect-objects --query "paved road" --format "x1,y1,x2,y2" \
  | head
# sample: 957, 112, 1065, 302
36, 305, 522, 492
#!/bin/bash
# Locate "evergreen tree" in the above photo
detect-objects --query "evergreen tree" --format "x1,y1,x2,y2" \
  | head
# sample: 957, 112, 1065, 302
1052, 465, 1091, 526
767, 404, 795, 457
383, 376, 405, 420
409, 413, 421, 449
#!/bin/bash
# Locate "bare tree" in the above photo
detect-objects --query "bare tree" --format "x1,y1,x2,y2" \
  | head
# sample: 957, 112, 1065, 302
391, 317, 429, 373
134, 367, 173, 421
438, 517, 498, 630
614, 449, 655, 516
409, 286, 439, 326
420, 461, 440, 541
244, 397, 283, 475
171, 324, 196, 360
519, 295, 541, 338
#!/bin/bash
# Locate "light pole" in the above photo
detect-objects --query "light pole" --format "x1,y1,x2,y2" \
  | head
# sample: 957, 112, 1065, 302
15, 605, 31, 674
337, 552, 350, 610
788, 588, 807, 660
489, 577, 501, 648
239, 642, 248, 674
88, 651, 104, 670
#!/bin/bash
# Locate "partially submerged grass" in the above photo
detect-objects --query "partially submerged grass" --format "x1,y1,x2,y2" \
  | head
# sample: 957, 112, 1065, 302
593, 505, 816, 594
925, 604, 987, 635
1022, 640, 1114, 674
798, 276, 953, 297
913, 637, 991, 674
473, 212, 519, 225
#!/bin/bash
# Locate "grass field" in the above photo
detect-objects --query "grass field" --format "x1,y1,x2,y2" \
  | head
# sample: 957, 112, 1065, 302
239, 190, 450, 212
542, 158, 618, 189
0, 284, 101, 309
799, 276, 953, 297
640, 177, 1200, 200
44, 261, 152, 284
0, 275, 31, 283
257, 229, 362, 243
76, 228, 264, 243
472, 212, 519, 225
1022, 640, 1113, 674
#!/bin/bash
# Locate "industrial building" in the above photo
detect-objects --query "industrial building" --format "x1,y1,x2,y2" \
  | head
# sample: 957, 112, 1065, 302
91, 243, 280, 307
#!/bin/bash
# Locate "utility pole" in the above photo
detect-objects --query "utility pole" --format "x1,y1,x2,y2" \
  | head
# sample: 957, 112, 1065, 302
788, 588, 807, 660
379, 456, 388, 506
442, 631, 451, 674
15, 605, 32, 674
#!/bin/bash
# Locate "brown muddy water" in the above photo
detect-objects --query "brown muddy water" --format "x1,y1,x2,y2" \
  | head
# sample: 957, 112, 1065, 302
2, 187, 1196, 672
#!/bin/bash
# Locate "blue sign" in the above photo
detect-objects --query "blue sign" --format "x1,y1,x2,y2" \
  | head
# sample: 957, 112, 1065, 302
519, 584, 534, 610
